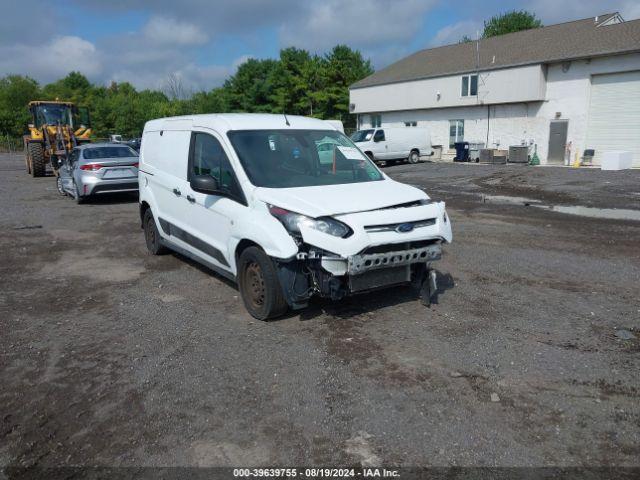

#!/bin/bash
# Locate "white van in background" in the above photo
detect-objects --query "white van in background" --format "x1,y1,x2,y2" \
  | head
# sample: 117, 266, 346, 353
351, 127, 431, 164
325, 119, 344, 133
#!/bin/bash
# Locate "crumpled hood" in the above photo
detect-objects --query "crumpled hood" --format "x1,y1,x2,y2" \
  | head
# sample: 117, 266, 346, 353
253, 179, 428, 217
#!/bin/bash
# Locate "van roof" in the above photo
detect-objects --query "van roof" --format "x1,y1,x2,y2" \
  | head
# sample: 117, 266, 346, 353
143, 113, 337, 133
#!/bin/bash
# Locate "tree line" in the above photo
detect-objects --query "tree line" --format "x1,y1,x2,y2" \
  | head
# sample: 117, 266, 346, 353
0, 45, 373, 141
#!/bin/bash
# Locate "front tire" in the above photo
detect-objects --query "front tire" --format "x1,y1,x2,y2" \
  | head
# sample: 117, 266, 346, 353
143, 209, 168, 255
238, 247, 288, 320
408, 150, 420, 164
27, 143, 46, 177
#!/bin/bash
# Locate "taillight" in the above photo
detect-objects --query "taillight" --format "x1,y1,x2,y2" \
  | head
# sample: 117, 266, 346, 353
79, 163, 104, 171
132, 162, 139, 168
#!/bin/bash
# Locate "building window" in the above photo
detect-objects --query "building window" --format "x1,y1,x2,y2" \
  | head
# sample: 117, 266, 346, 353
461, 74, 478, 97
449, 120, 464, 148
371, 114, 382, 128
404, 121, 417, 127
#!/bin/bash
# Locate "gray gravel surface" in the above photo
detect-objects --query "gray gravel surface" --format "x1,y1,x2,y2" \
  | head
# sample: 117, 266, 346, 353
1, 154, 639, 473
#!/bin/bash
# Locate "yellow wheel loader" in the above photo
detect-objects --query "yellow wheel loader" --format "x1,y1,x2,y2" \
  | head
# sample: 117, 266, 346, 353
23, 101, 92, 177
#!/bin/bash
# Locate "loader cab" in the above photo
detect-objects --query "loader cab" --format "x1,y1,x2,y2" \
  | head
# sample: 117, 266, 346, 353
28, 102, 91, 129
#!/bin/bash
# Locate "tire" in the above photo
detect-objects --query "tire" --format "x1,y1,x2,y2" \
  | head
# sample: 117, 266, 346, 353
408, 150, 420, 164
238, 246, 288, 320
27, 143, 46, 177
143, 208, 167, 255
56, 176, 66, 196
365, 152, 374, 161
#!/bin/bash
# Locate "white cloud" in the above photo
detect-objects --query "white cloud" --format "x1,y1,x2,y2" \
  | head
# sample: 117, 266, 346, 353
8, 0, 638, 92
279, 0, 438, 52
142, 16, 208, 46
0, 36, 101, 82
429, 20, 482, 47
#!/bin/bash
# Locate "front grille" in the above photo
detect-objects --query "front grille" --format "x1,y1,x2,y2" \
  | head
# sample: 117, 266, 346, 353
364, 218, 436, 233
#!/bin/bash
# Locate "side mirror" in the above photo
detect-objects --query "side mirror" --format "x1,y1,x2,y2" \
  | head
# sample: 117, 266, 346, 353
190, 175, 222, 195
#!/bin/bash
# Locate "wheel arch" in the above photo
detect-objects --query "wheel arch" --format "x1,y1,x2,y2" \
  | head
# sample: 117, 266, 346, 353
139, 200, 151, 227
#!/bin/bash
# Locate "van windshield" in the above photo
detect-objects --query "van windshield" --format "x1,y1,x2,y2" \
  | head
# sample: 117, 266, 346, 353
227, 129, 383, 188
350, 129, 374, 143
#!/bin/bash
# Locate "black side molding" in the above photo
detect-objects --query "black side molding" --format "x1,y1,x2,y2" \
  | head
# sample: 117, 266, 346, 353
158, 218, 230, 267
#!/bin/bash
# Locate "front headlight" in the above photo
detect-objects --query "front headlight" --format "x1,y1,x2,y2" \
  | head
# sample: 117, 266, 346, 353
268, 205, 351, 238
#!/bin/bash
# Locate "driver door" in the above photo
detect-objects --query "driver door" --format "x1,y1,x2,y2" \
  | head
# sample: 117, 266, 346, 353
181, 130, 247, 273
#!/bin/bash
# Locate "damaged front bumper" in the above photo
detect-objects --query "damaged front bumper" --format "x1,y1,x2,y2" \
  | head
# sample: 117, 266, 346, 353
276, 241, 443, 309
275, 200, 451, 309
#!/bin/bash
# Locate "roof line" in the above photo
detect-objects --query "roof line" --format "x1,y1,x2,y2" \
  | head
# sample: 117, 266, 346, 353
350, 47, 640, 90
390, 13, 617, 60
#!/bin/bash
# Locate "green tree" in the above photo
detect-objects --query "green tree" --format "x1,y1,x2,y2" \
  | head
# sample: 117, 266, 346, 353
42, 71, 92, 104
316, 45, 373, 128
482, 10, 542, 38
0, 75, 40, 137
225, 58, 279, 112
0, 44, 374, 141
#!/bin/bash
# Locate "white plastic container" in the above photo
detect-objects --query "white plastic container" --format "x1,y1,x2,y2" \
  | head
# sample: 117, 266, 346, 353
601, 151, 633, 171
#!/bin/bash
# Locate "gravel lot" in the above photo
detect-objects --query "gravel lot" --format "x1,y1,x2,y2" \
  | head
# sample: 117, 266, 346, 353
1, 153, 639, 474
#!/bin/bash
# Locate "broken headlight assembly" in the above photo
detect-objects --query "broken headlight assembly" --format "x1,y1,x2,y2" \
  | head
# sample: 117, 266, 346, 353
268, 205, 352, 238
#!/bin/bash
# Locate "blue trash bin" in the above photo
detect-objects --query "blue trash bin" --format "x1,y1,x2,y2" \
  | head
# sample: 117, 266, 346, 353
454, 142, 470, 162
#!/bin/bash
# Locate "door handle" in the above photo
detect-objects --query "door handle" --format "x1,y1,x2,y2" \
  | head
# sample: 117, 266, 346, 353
172, 188, 181, 196
186, 195, 195, 203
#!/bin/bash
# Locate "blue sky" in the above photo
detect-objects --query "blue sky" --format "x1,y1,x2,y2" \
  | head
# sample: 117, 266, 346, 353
1, 0, 639, 91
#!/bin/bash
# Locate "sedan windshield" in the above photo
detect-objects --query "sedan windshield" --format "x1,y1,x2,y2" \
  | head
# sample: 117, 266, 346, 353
83, 147, 138, 160
228, 129, 383, 188
350, 129, 374, 143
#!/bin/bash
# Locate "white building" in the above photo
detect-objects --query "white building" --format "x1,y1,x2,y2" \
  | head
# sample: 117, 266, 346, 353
349, 13, 640, 166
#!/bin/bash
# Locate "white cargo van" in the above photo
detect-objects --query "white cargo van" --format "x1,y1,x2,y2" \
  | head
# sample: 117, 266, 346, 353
139, 114, 452, 320
351, 127, 431, 164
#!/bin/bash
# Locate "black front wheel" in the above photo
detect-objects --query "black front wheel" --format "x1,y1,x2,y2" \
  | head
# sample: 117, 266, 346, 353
238, 247, 288, 320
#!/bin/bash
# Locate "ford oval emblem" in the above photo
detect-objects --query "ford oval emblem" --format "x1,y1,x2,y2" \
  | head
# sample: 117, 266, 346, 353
396, 223, 414, 233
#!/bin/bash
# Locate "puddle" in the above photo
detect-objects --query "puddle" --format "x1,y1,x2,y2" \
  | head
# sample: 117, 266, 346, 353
481, 194, 640, 221
532, 205, 640, 221
482, 195, 541, 205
